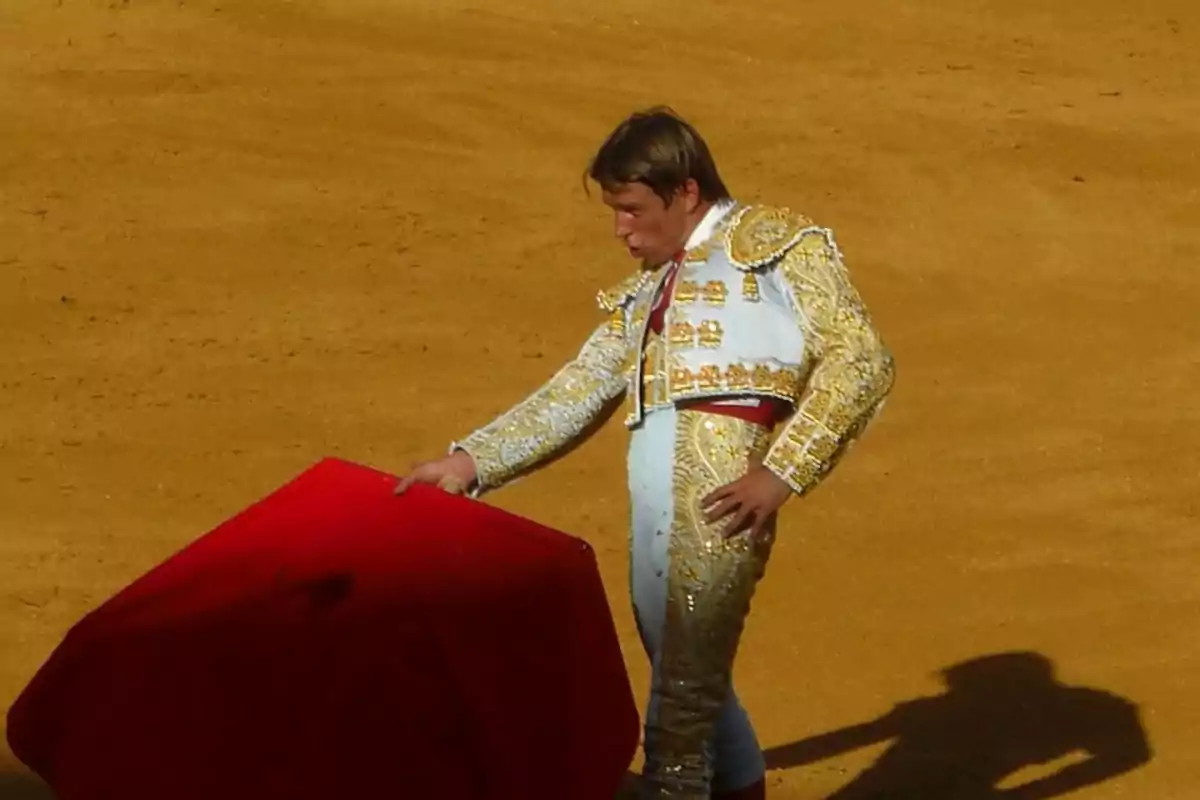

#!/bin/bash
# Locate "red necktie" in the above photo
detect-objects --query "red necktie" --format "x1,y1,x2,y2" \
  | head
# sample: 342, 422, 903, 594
648, 250, 685, 335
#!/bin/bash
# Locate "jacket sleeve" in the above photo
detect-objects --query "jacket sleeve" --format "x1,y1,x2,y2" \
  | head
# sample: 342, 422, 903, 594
450, 315, 631, 496
762, 227, 896, 496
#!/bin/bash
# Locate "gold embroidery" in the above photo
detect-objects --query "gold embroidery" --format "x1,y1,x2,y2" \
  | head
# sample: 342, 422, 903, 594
683, 240, 711, 264
631, 306, 648, 333
796, 229, 835, 262
752, 364, 776, 390
641, 330, 669, 408
726, 364, 752, 391
696, 365, 721, 391
674, 280, 700, 304
606, 309, 626, 339
597, 268, 657, 312
642, 410, 774, 794
621, 339, 639, 379
661, 362, 804, 405
741, 272, 761, 302
762, 228, 895, 496
701, 280, 728, 306
452, 320, 630, 492
696, 320, 723, 348
619, 272, 661, 426
670, 365, 694, 394
668, 321, 696, 347
723, 204, 815, 270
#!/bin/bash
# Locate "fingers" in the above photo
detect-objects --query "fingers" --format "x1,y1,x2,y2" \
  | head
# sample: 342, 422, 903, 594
703, 495, 742, 524
437, 475, 466, 495
394, 466, 434, 496
721, 507, 755, 539
395, 471, 469, 497
395, 459, 429, 495
745, 515, 770, 542
701, 483, 734, 510
739, 509, 780, 543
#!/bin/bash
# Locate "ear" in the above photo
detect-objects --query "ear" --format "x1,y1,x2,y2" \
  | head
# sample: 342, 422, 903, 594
682, 178, 702, 212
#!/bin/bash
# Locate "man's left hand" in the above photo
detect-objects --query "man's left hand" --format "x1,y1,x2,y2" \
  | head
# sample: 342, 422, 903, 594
702, 464, 794, 540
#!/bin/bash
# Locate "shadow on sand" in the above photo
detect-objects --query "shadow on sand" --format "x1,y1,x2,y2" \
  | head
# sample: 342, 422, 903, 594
763, 651, 1151, 799
618, 651, 1150, 799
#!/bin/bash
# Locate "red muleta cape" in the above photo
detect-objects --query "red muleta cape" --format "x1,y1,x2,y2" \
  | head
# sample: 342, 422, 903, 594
7, 457, 639, 799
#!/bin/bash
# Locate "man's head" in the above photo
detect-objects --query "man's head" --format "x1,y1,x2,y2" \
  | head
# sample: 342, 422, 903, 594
586, 106, 731, 267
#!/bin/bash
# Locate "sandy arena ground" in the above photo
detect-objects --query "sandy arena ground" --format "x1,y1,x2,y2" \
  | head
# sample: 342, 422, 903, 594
2, 1, 1198, 797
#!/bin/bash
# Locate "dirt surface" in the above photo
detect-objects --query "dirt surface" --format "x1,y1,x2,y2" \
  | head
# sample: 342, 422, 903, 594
2, 1, 1198, 797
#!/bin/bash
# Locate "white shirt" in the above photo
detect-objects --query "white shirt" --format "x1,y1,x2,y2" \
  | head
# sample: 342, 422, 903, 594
684, 199, 737, 251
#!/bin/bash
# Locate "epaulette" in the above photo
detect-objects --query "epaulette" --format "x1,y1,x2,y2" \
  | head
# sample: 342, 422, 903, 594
722, 204, 823, 271
792, 225, 843, 264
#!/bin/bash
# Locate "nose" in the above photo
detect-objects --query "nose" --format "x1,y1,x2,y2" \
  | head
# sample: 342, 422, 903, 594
613, 212, 632, 241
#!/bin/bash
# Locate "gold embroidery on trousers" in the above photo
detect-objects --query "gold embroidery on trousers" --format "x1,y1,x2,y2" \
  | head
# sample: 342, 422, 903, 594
641, 410, 774, 797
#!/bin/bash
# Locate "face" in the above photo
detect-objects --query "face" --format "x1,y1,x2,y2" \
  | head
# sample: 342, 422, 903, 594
602, 179, 701, 267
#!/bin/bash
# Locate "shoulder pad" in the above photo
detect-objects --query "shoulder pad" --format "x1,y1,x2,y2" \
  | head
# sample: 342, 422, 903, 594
792, 225, 842, 262
596, 269, 654, 312
722, 204, 821, 270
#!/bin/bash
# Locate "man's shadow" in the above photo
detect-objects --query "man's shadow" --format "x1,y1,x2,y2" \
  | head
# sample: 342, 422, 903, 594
764, 651, 1152, 799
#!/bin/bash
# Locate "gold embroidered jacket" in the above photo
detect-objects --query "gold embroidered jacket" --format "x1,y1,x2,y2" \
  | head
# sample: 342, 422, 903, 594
451, 203, 895, 498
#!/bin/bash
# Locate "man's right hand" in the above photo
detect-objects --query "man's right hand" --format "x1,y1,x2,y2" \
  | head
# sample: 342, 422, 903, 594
393, 450, 479, 496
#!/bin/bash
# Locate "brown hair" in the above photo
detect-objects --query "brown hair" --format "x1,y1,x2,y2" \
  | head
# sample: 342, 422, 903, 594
585, 106, 731, 205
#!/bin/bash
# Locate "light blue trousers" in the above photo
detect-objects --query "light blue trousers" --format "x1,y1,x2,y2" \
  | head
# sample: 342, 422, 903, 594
627, 405, 774, 797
